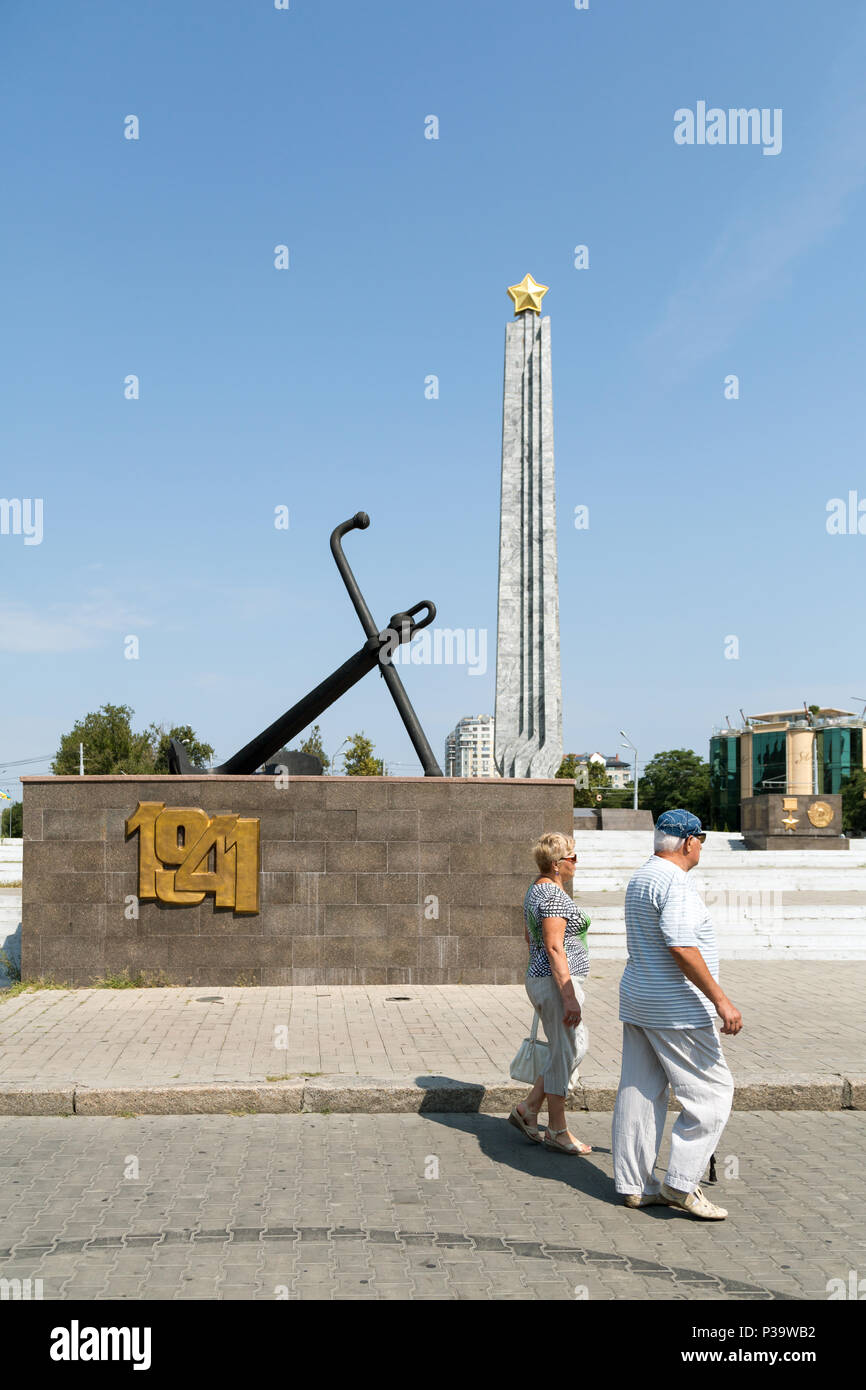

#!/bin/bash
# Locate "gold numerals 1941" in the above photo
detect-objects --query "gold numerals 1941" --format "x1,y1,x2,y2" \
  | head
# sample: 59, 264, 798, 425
125, 802, 261, 913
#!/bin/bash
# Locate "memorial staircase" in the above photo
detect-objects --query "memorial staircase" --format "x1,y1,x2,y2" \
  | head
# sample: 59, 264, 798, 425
571, 831, 866, 960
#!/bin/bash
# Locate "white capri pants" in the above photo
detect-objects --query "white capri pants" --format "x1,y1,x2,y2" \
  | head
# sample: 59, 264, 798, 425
525, 974, 586, 1097
612, 1021, 734, 1194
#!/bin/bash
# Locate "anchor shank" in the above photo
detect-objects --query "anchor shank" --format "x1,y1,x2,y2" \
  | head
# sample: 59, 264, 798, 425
216, 636, 383, 775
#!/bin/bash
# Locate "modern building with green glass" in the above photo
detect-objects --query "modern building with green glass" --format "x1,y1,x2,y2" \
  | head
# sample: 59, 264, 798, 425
710, 708, 866, 831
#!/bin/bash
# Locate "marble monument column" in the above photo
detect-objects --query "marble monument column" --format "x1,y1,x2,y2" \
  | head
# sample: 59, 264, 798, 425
494, 274, 563, 779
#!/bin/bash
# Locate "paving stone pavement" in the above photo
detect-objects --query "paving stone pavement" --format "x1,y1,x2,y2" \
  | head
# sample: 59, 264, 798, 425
1, 962, 864, 1087
0, 1111, 863, 1300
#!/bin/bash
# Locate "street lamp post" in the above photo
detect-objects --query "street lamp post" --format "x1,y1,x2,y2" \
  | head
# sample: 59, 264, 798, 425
328, 738, 350, 776
620, 730, 638, 811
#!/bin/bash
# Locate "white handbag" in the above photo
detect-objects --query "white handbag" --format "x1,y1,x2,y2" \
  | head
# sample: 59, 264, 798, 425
510, 1010, 588, 1090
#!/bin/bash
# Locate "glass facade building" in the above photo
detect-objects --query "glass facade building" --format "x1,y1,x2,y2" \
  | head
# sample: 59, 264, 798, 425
710, 735, 741, 831
819, 727, 863, 795
752, 731, 787, 795
708, 710, 865, 831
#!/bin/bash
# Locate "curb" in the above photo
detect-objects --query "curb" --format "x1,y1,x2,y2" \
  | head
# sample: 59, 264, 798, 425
0, 1074, 862, 1117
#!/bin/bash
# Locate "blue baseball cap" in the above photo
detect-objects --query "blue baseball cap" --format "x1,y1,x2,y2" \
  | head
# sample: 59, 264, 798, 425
656, 808, 705, 840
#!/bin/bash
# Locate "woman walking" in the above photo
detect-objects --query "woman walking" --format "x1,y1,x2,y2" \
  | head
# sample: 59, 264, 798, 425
509, 831, 592, 1154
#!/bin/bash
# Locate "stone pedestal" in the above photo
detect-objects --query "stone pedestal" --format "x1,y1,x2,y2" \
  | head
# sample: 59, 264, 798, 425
21, 775, 574, 987
597, 808, 654, 831
740, 794, 848, 850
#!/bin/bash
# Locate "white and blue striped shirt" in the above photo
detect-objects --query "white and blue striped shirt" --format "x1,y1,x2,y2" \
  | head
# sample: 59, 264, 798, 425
619, 856, 719, 1028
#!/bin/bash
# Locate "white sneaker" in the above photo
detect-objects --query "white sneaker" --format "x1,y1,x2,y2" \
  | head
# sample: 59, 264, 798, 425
660, 1183, 728, 1219
622, 1192, 669, 1209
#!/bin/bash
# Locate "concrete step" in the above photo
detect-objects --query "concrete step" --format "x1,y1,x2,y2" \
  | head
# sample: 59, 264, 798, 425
0, 839, 22, 885
573, 851, 866, 867
590, 945, 866, 961
588, 924, 864, 942
578, 906, 861, 928
572, 878, 866, 899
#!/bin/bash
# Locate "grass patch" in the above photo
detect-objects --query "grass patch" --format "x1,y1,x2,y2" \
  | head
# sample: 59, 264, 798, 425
0, 974, 65, 1002
92, 968, 172, 989
0, 968, 181, 1000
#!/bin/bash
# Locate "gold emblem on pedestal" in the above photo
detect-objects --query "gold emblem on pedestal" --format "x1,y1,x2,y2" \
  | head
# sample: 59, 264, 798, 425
807, 800, 834, 828
125, 802, 261, 913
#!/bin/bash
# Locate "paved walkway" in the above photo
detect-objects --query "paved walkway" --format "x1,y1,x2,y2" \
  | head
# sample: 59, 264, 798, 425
1, 964, 864, 1112
0, 1110, 863, 1299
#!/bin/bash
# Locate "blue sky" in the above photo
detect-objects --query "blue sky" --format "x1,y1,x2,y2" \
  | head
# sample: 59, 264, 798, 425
2, 0, 865, 790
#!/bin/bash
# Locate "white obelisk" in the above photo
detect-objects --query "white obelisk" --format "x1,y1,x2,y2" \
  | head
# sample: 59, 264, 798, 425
494, 275, 563, 779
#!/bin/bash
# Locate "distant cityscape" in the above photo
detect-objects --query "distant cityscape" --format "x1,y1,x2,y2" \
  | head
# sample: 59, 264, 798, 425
444, 714, 632, 789
442, 706, 866, 837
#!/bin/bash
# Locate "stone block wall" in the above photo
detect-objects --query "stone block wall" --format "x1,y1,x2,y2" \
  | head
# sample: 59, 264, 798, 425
21, 776, 574, 986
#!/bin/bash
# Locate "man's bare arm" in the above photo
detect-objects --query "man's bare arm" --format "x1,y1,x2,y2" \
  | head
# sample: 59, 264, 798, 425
667, 946, 743, 1035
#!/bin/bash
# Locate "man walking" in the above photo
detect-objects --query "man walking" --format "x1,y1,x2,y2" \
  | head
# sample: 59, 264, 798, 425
612, 809, 742, 1219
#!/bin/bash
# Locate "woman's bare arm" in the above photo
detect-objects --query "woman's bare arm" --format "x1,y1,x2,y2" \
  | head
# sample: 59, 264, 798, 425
541, 917, 581, 1023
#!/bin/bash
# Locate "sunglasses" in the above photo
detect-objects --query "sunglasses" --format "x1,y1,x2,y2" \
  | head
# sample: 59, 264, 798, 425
558, 853, 578, 863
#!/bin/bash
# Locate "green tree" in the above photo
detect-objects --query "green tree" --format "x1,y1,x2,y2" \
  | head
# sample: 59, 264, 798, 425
151, 724, 214, 772
52, 705, 212, 776
603, 784, 635, 809
1, 800, 22, 837
291, 723, 330, 772
342, 732, 384, 776
556, 753, 583, 806
640, 749, 711, 824
587, 761, 611, 800
556, 753, 580, 781
52, 704, 154, 774
557, 754, 612, 808
841, 769, 866, 838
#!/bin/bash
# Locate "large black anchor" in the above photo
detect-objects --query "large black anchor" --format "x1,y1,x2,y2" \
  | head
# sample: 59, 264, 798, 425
169, 512, 443, 776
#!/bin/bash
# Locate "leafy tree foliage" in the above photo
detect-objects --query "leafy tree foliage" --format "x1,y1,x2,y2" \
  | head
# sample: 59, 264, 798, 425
556, 753, 581, 805
342, 732, 384, 776
639, 748, 710, 824
1, 800, 22, 837
52, 705, 212, 775
152, 725, 214, 772
557, 753, 620, 808
841, 769, 866, 838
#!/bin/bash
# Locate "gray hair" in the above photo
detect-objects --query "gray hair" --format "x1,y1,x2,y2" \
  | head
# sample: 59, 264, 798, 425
654, 829, 686, 853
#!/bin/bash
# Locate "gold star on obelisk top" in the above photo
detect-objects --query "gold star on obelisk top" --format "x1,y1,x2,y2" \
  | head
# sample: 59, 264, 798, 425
507, 274, 549, 315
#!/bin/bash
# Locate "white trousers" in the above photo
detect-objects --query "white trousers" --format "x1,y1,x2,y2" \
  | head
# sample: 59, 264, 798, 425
612, 1021, 734, 1195
525, 975, 586, 1097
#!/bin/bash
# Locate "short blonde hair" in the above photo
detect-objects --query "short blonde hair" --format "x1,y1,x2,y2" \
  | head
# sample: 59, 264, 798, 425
533, 831, 575, 873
